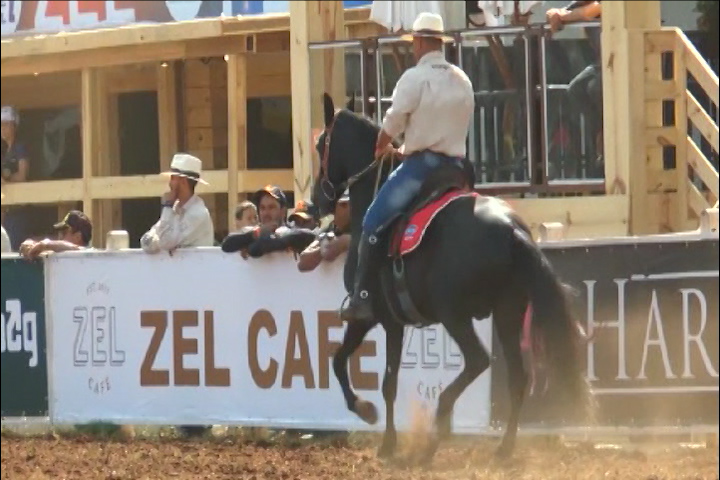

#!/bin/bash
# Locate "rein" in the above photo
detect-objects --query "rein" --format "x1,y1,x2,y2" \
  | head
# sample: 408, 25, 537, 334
320, 110, 398, 202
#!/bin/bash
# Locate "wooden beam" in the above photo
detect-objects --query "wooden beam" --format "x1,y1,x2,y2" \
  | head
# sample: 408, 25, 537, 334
1, 180, 84, 204
247, 74, 291, 98
601, 1, 661, 234
184, 37, 248, 60
81, 68, 104, 231
106, 94, 123, 236
672, 44, 689, 233
227, 53, 248, 231
89, 85, 121, 248
221, 13, 292, 36
2, 42, 183, 78
220, 7, 369, 37
106, 65, 158, 93
687, 93, 720, 151
83, 170, 294, 199
290, 1, 347, 204
157, 62, 180, 173
1, 37, 247, 78
245, 53, 291, 97
255, 32, 291, 53
679, 29, 720, 107
0, 169, 295, 206
687, 137, 720, 199
1, 19, 225, 59
510, 195, 630, 240
1, 71, 81, 108
687, 179, 710, 217
3, 169, 306, 205
0, 7, 371, 62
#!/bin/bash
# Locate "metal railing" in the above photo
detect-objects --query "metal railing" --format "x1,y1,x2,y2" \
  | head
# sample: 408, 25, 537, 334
309, 21, 604, 196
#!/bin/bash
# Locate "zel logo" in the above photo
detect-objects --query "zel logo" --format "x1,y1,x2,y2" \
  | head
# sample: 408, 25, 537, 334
73, 306, 126, 367
1, 299, 38, 368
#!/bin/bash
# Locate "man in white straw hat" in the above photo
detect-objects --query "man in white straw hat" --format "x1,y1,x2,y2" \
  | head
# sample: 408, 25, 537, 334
141, 153, 215, 254
341, 11, 475, 323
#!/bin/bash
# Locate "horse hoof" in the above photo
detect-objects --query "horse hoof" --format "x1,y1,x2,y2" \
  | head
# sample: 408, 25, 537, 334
354, 399, 378, 425
417, 451, 436, 469
377, 443, 396, 460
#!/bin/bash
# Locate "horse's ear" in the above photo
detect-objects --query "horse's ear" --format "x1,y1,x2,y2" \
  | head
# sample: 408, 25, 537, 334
346, 93, 356, 112
323, 92, 335, 128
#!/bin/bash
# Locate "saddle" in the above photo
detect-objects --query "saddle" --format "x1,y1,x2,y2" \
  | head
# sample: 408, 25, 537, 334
387, 158, 475, 258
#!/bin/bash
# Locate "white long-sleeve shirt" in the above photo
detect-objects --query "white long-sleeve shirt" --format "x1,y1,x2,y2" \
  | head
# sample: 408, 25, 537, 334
1, 226, 11, 253
141, 195, 214, 253
382, 50, 475, 158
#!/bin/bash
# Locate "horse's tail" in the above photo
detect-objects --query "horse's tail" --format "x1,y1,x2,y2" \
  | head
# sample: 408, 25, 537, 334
511, 228, 595, 422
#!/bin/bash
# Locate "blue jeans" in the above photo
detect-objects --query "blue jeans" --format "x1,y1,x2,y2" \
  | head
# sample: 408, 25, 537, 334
362, 150, 462, 235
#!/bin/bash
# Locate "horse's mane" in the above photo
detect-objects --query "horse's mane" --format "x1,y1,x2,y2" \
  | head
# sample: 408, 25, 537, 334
316, 93, 401, 193
323, 92, 380, 137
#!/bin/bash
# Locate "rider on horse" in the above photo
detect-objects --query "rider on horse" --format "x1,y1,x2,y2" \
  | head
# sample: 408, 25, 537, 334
340, 12, 476, 323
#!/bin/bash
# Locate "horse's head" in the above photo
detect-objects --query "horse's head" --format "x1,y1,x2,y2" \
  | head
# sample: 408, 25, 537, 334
311, 92, 379, 217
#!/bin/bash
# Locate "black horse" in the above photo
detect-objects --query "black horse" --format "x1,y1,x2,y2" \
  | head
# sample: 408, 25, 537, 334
311, 93, 593, 462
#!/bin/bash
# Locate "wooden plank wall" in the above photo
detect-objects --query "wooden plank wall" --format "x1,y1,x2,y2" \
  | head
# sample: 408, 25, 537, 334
183, 57, 229, 239
180, 49, 294, 239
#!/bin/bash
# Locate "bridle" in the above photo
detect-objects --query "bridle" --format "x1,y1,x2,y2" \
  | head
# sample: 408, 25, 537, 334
319, 110, 398, 202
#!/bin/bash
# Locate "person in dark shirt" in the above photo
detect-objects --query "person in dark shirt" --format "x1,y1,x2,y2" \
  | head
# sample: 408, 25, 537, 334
288, 200, 320, 230
18, 210, 93, 260
546, 1, 604, 175
2, 105, 33, 251
1, 106, 29, 184
254, 184, 289, 233
297, 192, 351, 272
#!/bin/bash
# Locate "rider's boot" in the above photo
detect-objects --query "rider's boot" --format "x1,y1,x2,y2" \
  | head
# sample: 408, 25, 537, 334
340, 232, 376, 322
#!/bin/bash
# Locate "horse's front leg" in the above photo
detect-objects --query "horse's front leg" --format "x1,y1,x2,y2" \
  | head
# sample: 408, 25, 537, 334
333, 319, 380, 424
378, 323, 404, 459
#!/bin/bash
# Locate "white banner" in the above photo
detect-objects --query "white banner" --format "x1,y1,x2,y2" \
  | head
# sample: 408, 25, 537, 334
46, 249, 492, 432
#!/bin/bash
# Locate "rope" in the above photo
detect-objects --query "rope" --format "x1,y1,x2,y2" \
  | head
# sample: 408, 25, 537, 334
373, 150, 396, 199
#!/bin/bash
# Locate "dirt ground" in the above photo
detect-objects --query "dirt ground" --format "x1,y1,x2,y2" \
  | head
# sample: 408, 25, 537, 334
2, 433, 718, 480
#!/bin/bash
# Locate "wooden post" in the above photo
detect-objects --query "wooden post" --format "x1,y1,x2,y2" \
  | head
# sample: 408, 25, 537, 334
106, 94, 122, 233
290, 1, 347, 204
699, 207, 719, 234
539, 222, 566, 242
183, 58, 229, 235
601, 1, 661, 235
157, 62, 179, 172
82, 69, 121, 248
227, 52, 248, 231
81, 68, 102, 238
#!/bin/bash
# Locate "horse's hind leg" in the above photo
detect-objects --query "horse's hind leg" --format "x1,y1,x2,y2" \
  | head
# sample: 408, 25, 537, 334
423, 317, 490, 463
494, 294, 529, 458
333, 319, 379, 424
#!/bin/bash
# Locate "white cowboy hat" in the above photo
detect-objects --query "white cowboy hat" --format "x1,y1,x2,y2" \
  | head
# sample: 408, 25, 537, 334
161, 153, 209, 185
400, 12, 454, 43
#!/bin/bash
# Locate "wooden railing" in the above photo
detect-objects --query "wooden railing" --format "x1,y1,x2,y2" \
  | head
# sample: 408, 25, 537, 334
645, 28, 719, 230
